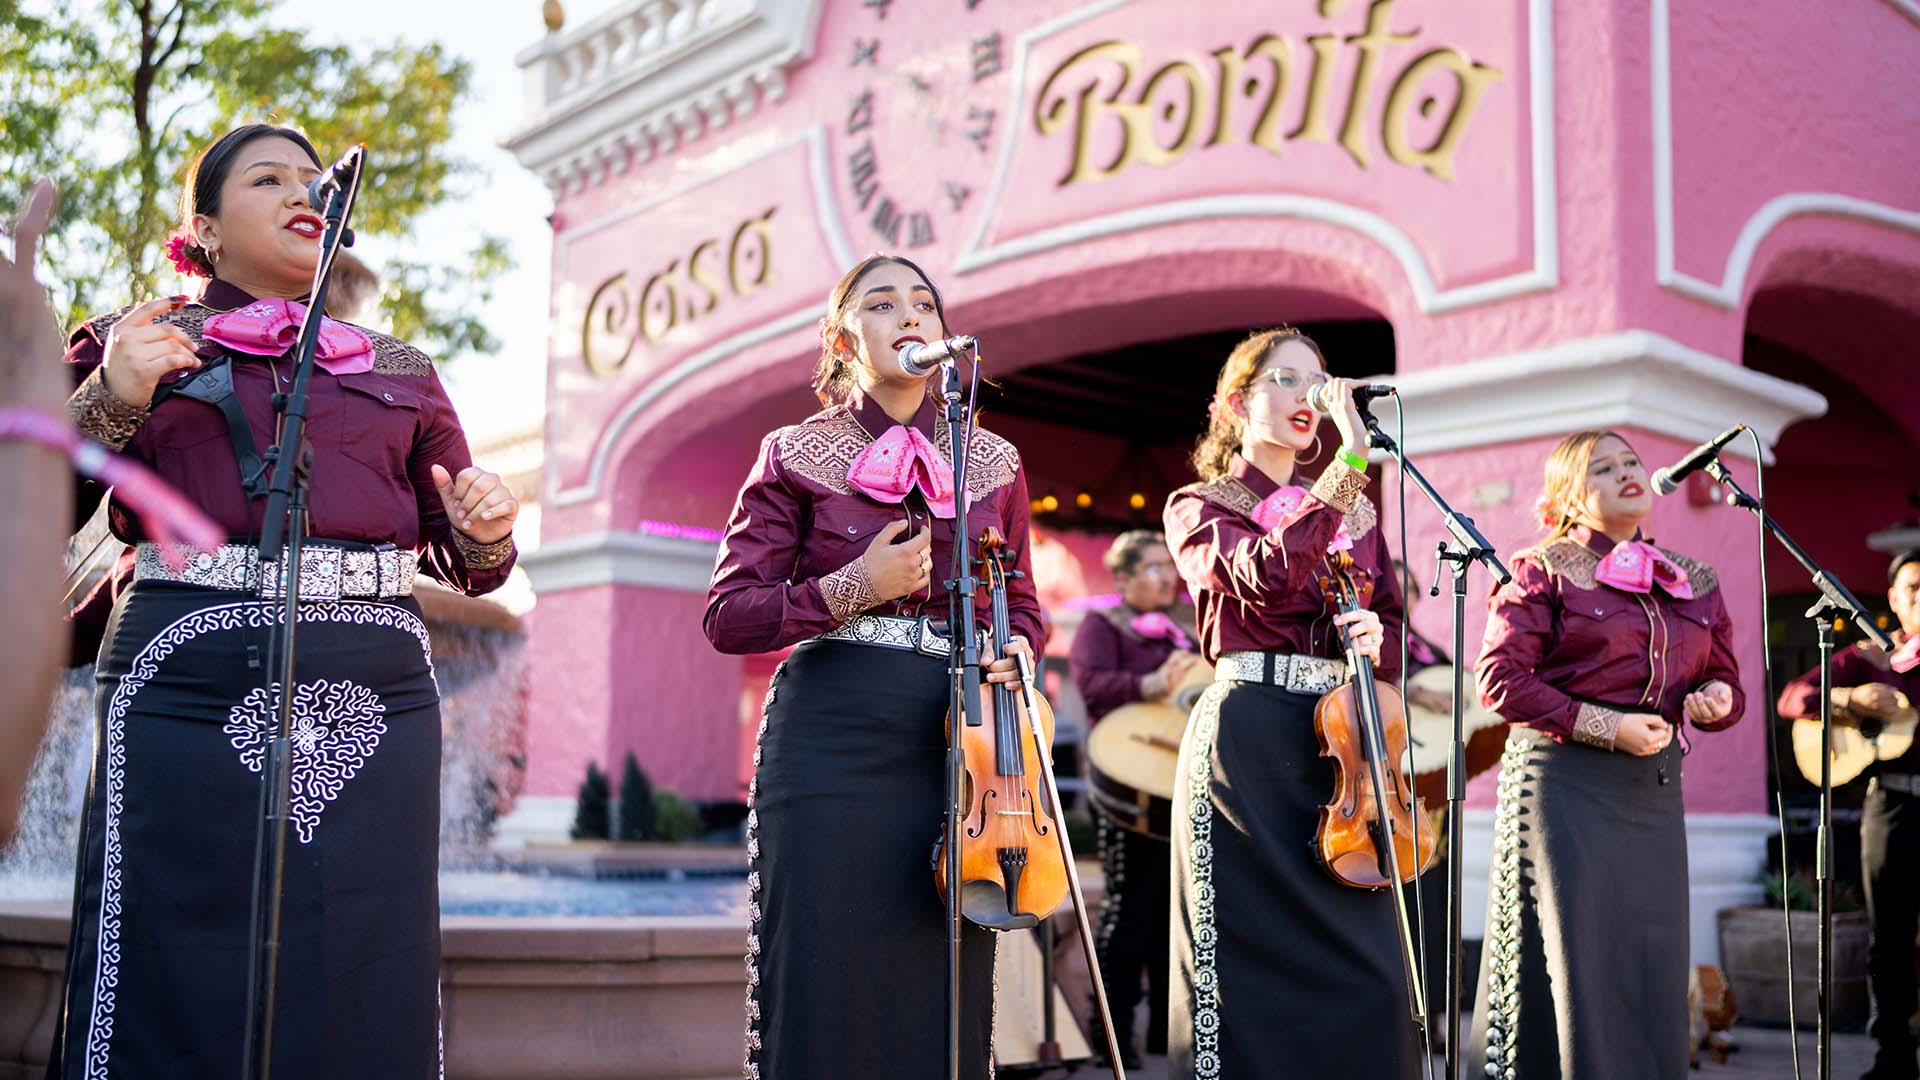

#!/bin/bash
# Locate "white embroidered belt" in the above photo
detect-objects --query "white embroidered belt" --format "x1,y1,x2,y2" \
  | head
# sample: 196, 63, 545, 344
133, 541, 418, 601
1215, 650, 1349, 696
808, 614, 988, 659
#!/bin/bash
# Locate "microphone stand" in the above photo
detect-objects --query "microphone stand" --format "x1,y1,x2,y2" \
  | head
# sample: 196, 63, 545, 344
1364, 408, 1511, 1080
239, 147, 366, 1080
1699, 456, 1891, 1080
938, 353, 985, 1080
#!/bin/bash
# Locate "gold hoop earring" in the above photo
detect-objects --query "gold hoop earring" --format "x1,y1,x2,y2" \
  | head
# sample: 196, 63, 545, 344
1297, 433, 1324, 467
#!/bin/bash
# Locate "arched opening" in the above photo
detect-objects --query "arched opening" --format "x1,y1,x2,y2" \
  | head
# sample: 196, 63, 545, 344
1744, 279, 1920, 905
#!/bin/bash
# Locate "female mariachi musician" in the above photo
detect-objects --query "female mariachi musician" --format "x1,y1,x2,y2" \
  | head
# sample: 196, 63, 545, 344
1161, 327, 1418, 1080
704, 253, 1044, 1079
50, 124, 519, 1076
1469, 429, 1741, 1079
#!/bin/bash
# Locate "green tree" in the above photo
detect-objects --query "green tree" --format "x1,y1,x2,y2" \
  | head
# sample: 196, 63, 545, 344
615, 751, 656, 842
570, 760, 610, 841
0, 0, 507, 358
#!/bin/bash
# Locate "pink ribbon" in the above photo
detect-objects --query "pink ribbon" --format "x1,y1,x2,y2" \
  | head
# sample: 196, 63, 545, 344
1251, 485, 1352, 553
1891, 636, 1919, 674
201, 297, 374, 375
1129, 611, 1192, 650
846, 425, 962, 518
1594, 540, 1695, 599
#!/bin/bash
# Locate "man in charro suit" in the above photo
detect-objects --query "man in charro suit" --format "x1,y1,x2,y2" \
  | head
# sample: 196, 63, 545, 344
1069, 530, 1201, 1067
1780, 548, 1920, 1080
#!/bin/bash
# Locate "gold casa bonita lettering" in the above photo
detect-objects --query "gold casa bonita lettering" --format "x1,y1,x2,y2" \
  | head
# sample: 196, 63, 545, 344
1034, 0, 1501, 185
581, 207, 777, 377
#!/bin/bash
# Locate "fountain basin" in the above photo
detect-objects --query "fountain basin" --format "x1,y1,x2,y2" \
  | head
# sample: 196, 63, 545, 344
0, 902, 753, 1080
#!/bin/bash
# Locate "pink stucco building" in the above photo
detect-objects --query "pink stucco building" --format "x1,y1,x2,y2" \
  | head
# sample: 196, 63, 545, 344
500, 0, 1920, 961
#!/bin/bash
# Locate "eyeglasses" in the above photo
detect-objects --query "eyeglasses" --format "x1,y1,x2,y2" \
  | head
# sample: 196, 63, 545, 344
1130, 563, 1178, 579
1258, 367, 1330, 395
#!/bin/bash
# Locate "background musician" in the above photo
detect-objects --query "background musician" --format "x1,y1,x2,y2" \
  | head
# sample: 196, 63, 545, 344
1778, 548, 1920, 1080
1068, 529, 1200, 1067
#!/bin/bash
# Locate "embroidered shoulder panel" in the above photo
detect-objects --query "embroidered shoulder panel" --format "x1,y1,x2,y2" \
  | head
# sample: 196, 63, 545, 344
1185, 476, 1260, 517
1657, 546, 1719, 597
772, 407, 870, 494
934, 422, 1021, 499
353, 325, 435, 377
1520, 537, 1601, 591
84, 302, 214, 349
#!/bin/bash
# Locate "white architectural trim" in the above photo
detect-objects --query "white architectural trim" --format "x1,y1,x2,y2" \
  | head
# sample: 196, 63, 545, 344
1367, 330, 1829, 462
1458, 807, 1775, 967
954, 0, 1560, 316
519, 529, 720, 594
503, 0, 825, 193
547, 304, 818, 508
1651, 0, 1920, 309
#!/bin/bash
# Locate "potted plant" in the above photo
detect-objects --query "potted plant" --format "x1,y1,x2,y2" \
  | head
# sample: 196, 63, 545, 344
1718, 871, 1870, 1030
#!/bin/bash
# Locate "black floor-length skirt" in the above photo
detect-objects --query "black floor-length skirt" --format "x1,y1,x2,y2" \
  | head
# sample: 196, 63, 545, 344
1467, 726, 1690, 1079
1169, 679, 1423, 1080
47, 580, 443, 1079
744, 639, 996, 1079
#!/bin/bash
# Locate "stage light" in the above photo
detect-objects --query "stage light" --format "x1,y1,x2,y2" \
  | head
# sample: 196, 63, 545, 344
1075, 492, 1092, 509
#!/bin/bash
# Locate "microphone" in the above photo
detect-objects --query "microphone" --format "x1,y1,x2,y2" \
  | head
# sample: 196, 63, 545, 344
1304, 381, 1397, 415
306, 144, 366, 210
897, 335, 977, 377
1651, 424, 1747, 496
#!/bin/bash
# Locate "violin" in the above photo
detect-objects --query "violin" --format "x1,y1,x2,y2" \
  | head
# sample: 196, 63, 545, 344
1312, 551, 1437, 889
933, 527, 1068, 930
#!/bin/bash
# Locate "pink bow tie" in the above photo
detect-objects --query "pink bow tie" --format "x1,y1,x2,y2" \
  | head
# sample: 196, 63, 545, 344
1594, 540, 1694, 599
846, 425, 961, 518
1251, 485, 1353, 553
202, 297, 375, 376
1130, 611, 1191, 650
1892, 636, 1920, 674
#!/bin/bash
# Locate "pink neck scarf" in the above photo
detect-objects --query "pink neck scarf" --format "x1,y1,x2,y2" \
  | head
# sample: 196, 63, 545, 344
202, 297, 375, 376
1891, 635, 1919, 674
1594, 540, 1695, 599
1129, 610, 1192, 650
846, 425, 961, 518
1251, 485, 1353, 554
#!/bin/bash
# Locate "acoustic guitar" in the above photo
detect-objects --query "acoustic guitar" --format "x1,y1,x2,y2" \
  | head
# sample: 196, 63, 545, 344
1791, 690, 1916, 786
1402, 663, 1508, 806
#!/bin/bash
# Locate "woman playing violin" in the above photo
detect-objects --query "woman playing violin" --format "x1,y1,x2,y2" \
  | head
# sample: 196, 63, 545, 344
1468, 429, 1741, 1079
1162, 328, 1418, 1079
704, 253, 1044, 1079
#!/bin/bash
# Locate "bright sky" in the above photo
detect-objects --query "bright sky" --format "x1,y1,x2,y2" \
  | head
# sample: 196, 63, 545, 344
285, 0, 627, 444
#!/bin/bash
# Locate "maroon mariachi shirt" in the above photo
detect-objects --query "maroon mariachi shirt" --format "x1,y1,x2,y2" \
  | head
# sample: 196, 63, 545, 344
1069, 604, 1196, 723
1475, 525, 1744, 748
1777, 639, 1920, 771
1162, 454, 1405, 683
62, 279, 516, 595
704, 391, 1045, 656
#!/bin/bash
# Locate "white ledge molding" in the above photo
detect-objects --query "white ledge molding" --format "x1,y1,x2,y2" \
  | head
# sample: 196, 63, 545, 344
503, 0, 824, 194
1368, 331, 1828, 463
520, 530, 720, 595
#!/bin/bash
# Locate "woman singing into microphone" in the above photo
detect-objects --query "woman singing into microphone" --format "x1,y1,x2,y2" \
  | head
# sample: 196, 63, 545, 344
705, 253, 1044, 1078
1162, 327, 1417, 1079
1468, 429, 1741, 1079
49, 123, 518, 1077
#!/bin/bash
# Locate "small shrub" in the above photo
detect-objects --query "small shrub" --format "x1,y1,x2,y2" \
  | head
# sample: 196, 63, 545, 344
570, 761, 611, 840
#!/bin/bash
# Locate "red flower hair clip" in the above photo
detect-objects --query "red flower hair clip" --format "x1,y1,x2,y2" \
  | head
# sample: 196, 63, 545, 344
164, 229, 209, 278
1532, 492, 1561, 529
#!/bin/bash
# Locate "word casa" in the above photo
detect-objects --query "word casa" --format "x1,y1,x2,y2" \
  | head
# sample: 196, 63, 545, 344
1034, 0, 1502, 185
581, 207, 776, 376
